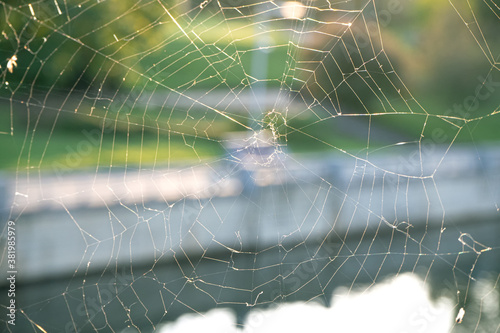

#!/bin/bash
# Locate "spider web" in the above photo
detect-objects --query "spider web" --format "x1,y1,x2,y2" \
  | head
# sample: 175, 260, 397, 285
0, 0, 499, 332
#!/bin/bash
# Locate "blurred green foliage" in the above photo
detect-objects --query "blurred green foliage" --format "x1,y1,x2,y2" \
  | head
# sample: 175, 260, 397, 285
300, 0, 499, 116
294, 0, 500, 151
1, 0, 290, 91
0, 0, 499, 170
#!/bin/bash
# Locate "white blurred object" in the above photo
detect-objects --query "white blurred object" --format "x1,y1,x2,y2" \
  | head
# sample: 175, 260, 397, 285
158, 309, 237, 333
280, 1, 306, 20
157, 274, 454, 333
